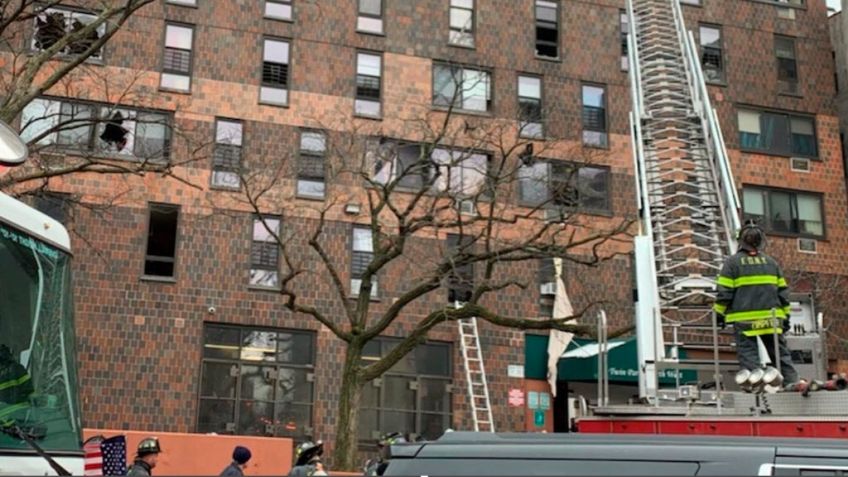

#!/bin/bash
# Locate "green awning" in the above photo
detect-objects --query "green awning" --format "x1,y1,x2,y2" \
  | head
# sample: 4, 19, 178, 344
524, 334, 697, 385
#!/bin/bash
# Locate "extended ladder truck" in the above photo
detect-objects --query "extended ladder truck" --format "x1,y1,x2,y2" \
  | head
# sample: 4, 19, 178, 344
573, 0, 848, 439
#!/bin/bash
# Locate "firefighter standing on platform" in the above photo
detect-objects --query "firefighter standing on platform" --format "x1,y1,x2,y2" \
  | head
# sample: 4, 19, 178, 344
713, 220, 799, 387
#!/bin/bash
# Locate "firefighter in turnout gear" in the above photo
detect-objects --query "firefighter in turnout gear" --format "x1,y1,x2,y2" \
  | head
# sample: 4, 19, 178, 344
364, 432, 407, 476
0, 345, 33, 428
127, 437, 162, 476
288, 440, 327, 477
713, 220, 799, 386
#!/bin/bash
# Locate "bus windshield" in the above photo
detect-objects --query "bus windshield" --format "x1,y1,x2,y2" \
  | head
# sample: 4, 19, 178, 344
0, 220, 81, 453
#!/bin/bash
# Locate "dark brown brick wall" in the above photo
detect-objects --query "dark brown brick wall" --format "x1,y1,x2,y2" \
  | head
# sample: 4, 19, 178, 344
12, 0, 846, 459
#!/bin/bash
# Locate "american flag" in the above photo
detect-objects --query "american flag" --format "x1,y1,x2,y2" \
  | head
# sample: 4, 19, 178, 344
84, 435, 127, 476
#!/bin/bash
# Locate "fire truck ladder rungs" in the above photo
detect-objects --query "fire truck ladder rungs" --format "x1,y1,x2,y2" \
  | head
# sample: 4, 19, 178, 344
458, 316, 495, 432
627, 0, 742, 403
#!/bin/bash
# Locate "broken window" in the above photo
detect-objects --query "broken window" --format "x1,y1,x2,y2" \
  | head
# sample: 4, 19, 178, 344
144, 203, 180, 278
33, 8, 105, 59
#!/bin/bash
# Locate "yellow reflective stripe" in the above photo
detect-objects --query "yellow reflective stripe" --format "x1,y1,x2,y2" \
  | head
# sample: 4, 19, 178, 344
713, 303, 727, 314
725, 309, 787, 323
0, 402, 29, 419
782, 305, 792, 314
734, 275, 780, 287
716, 276, 735, 288
0, 374, 30, 392
778, 277, 788, 288
743, 327, 784, 337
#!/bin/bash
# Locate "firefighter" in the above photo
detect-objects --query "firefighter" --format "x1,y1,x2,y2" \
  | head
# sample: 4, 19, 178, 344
0, 344, 33, 428
288, 440, 327, 477
713, 220, 799, 387
364, 432, 406, 476
127, 437, 162, 476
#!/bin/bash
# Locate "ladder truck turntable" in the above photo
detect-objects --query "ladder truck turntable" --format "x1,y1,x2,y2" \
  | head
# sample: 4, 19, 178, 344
573, 0, 847, 438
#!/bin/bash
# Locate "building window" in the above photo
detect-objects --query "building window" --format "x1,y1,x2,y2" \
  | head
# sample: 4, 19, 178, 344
620, 10, 629, 71
535, 0, 559, 59
776, 35, 798, 95
297, 131, 326, 199
737, 108, 817, 158
359, 338, 452, 442
212, 119, 243, 189
261, 38, 290, 106
265, 0, 292, 21
699, 24, 724, 83
582, 84, 608, 148
357, 0, 383, 34
432, 64, 491, 112
19, 98, 171, 160
33, 192, 70, 224
161, 23, 193, 92
32, 7, 105, 59
449, 0, 474, 48
742, 187, 824, 238
538, 258, 556, 317
355, 52, 382, 117
518, 75, 543, 139
144, 203, 179, 278
351, 227, 377, 298
371, 140, 489, 196
198, 324, 315, 440
446, 234, 474, 304
518, 160, 611, 214
250, 216, 281, 288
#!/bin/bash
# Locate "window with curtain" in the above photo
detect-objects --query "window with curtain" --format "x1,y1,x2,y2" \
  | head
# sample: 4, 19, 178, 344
433, 64, 491, 112
737, 109, 816, 158
699, 25, 724, 83
742, 187, 824, 238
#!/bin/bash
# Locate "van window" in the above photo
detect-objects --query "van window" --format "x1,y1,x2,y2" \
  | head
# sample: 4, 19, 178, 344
384, 459, 699, 476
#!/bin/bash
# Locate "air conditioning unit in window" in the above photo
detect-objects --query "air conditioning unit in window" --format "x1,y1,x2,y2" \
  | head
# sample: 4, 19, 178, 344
790, 157, 811, 172
540, 282, 556, 296
457, 199, 477, 216
798, 238, 817, 254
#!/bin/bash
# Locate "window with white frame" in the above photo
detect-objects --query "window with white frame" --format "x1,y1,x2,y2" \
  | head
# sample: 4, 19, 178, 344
356, 52, 382, 117
32, 7, 106, 59
357, 0, 383, 34
261, 38, 290, 106
430, 148, 489, 197
297, 131, 327, 199
19, 98, 171, 160
351, 227, 377, 297
518, 75, 543, 138
265, 0, 293, 21
250, 216, 281, 288
432, 64, 491, 112
699, 25, 724, 83
449, 0, 474, 47
737, 108, 816, 158
161, 23, 194, 92
620, 10, 629, 71
371, 140, 489, 196
212, 119, 243, 189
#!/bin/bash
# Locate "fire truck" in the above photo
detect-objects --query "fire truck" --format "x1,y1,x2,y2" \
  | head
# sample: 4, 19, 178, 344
0, 121, 82, 475
570, 0, 847, 439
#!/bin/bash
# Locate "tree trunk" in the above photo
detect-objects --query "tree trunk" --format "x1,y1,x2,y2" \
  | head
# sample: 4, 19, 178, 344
333, 340, 364, 471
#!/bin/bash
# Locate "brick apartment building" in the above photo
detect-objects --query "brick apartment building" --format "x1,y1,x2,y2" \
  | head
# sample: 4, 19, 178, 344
7, 0, 847, 456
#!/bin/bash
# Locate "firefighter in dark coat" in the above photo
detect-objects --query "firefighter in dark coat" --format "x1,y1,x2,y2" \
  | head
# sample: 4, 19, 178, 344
713, 220, 799, 386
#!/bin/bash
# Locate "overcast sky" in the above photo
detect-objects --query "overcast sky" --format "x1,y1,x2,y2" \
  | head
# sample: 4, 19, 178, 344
829, 0, 842, 12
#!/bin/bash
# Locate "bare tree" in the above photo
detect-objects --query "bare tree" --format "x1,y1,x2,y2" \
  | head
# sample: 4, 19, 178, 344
0, 1, 210, 199
226, 69, 636, 469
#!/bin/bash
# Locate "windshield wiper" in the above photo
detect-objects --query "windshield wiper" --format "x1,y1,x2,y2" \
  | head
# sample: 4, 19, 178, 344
0, 424, 71, 476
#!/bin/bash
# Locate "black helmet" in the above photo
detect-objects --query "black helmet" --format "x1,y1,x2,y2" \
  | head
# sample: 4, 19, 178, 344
295, 440, 324, 466
137, 436, 161, 456
737, 219, 765, 248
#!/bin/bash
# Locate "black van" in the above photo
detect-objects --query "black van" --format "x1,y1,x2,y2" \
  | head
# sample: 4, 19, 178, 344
381, 432, 848, 476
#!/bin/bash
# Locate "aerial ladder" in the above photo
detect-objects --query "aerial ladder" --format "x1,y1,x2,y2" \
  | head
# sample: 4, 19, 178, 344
627, 0, 741, 403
